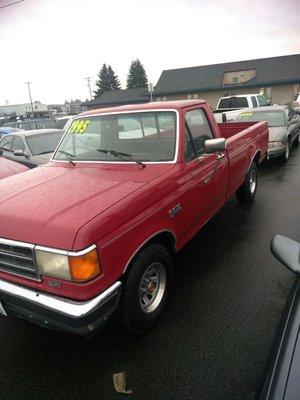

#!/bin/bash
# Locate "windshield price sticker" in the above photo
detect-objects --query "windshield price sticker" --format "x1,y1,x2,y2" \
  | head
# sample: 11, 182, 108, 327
68, 119, 90, 134
240, 112, 253, 118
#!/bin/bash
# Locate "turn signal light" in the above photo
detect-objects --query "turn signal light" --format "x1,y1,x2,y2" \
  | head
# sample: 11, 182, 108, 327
69, 248, 101, 282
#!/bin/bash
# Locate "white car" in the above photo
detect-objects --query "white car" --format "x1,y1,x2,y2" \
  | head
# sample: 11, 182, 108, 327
54, 115, 74, 131
214, 94, 271, 123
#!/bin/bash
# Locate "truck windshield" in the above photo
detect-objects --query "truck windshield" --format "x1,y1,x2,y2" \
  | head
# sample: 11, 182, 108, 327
235, 111, 286, 127
53, 111, 177, 162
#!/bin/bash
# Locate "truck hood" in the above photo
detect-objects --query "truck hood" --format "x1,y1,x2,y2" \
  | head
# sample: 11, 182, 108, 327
0, 162, 174, 249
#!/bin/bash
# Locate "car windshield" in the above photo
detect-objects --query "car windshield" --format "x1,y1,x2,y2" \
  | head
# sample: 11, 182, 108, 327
235, 110, 286, 127
54, 118, 69, 129
26, 132, 63, 155
53, 111, 177, 162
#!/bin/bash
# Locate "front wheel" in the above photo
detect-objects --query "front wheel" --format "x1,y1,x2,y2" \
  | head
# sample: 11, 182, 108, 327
236, 162, 258, 204
118, 243, 174, 334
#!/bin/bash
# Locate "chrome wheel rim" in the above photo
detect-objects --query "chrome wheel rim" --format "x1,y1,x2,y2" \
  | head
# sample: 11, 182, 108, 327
139, 262, 166, 313
249, 170, 257, 194
285, 143, 290, 159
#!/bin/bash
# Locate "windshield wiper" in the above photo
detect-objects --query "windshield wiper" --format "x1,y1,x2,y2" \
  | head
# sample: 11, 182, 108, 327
36, 150, 53, 155
57, 150, 76, 166
97, 149, 145, 168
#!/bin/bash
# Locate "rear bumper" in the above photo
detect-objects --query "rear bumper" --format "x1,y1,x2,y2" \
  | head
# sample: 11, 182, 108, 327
0, 279, 122, 336
267, 146, 285, 159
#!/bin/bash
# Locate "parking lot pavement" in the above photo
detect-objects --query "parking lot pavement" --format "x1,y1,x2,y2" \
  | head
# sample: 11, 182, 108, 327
0, 147, 300, 400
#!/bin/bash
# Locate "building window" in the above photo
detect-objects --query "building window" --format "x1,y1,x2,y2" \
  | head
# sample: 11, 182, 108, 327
162, 96, 167, 101
232, 76, 239, 84
156, 97, 161, 101
192, 94, 198, 99
187, 94, 192, 100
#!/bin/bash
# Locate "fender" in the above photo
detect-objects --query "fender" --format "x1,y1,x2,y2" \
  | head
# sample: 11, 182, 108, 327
122, 229, 177, 274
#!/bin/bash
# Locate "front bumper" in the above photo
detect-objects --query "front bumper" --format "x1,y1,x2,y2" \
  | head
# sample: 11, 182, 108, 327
0, 279, 122, 336
267, 146, 285, 159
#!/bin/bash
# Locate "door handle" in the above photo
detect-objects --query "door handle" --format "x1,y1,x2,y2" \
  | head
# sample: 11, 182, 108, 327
216, 153, 225, 160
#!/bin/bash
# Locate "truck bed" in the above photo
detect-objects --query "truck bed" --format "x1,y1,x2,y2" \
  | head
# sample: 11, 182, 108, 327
217, 122, 258, 139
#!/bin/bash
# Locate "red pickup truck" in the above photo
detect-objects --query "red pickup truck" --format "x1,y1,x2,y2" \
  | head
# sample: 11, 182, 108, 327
0, 100, 268, 336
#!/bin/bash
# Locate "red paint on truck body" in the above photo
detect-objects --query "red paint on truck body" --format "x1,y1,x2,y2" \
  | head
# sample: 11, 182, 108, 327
0, 101, 269, 300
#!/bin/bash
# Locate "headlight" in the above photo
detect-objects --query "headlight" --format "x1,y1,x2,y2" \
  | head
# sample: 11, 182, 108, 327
36, 245, 101, 282
268, 141, 284, 149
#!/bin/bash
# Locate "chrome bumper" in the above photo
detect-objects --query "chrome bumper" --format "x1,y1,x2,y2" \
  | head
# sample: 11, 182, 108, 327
0, 279, 122, 335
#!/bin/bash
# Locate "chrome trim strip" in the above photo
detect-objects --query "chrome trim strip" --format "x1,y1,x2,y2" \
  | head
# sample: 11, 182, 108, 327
35, 244, 97, 257
123, 229, 177, 274
0, 238, 34, 250
0, 279, 122, 318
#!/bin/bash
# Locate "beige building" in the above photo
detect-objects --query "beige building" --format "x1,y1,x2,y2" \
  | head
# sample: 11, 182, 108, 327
153, 54, 300, 108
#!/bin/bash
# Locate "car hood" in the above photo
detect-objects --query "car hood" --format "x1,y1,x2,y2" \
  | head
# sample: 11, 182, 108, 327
0, 162, 174, 249
0, 158, 28, 180
268, 126, 286, 141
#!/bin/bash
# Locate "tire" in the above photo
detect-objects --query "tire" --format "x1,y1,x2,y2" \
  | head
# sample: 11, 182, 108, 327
294, 134, 299, 147
236, 162, 258, 204
281, 139, 291, 162
118, 243, 174, 334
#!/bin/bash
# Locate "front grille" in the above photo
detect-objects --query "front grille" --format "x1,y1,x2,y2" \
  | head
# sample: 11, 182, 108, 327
0, 239, 40, 281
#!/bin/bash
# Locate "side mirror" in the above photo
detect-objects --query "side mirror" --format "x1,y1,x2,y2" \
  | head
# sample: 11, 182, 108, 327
13, 149, 25, 157
205, 138, 226, 154
270, 235, 300, 274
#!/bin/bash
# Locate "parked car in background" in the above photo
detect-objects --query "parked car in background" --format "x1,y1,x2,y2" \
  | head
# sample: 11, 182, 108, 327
0, 100, 269, 336
3, 118, 55, 131
0, 157, 28, 180
252, 235, 300, 400
0, 127, 22, 139
54, 115, 74, 131
214, 94, 271, 123
235, 106, 300, 161
0, 129, 64, 168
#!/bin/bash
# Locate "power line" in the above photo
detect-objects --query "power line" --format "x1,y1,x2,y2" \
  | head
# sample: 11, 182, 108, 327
0, 0, 25, 11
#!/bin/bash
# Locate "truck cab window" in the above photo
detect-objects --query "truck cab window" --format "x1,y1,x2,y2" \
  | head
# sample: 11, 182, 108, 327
185, 109, 213, 156
184, 127, 196, 162
251, 96, 258, 107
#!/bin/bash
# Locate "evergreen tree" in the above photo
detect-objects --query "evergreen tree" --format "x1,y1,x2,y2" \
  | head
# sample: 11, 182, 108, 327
126, 59, 148, 89
107, 65, 121, 90
94, 64, 121, 98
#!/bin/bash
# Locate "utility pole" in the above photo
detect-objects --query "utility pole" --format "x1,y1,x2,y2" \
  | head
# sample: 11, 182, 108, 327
85, 77, 92, 100
25, 81, 34, 116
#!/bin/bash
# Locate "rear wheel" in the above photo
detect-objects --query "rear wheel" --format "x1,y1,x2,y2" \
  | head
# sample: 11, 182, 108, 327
118, 243, 174, 334
282, 139, 291, 162
236, 162, 258, 204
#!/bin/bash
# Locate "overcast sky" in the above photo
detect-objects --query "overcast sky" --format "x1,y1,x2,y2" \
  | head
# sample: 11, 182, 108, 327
0, 0, 299, 105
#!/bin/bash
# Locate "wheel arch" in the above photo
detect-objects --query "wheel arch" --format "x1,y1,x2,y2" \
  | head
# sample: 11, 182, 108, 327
122, 230, 177, 276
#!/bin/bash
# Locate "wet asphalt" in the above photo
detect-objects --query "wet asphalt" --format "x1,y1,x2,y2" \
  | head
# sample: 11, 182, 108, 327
1, 146, 300, 400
